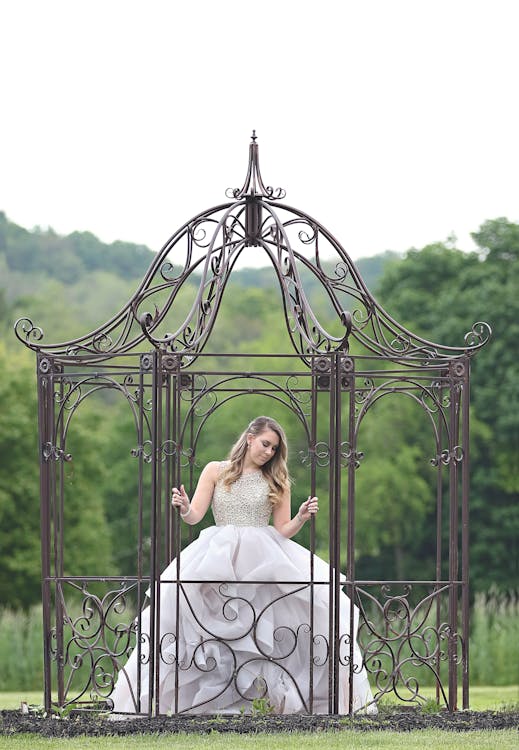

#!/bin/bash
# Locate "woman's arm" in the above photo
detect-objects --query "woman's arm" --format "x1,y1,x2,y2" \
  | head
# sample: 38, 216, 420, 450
272, 489, 319, 539
171, 461, 219, 525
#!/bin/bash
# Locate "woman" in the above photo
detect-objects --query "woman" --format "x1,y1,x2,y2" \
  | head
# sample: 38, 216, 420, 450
110, 416, 375, 715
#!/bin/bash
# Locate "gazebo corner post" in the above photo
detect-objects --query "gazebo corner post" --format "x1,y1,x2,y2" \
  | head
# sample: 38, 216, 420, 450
327, 353, 336, 714
173, 356, 183, 716
448, 362, 461, 711
308, 365, 319, 715
37, 353, 53, 713
148, 350, 161, 718
332, 352, 343, 716
56, 374, 66, 708
154, 352, 165, 718
461, 357, 471, 709
135, 353, 148, 712
345, 357, 357, 718
434, 374, 444, 705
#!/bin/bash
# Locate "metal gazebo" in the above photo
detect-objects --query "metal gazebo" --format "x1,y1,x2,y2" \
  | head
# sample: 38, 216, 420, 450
16, 133, 491, 715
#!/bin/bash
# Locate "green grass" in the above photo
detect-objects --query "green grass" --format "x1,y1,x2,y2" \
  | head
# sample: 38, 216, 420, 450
1, 687, 517, 750
2, 685, 517, 712
0, 730, 518, 750
0, 692, 44, 711
381, 684, 519, 711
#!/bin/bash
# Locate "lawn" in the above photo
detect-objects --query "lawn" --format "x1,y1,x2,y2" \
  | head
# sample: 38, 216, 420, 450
2, 685, 517, 712
0, 730, 518, 750
0, 687, 517, 750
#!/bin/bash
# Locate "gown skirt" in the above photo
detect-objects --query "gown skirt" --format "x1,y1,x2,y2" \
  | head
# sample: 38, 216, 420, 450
110, 523, 376, 715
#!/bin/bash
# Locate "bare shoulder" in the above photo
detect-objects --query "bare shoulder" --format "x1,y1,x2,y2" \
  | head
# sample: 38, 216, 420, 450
201, 461, 222, 482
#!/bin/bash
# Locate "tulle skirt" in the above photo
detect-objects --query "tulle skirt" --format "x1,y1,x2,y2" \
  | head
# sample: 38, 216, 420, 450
110, 525, 376, 715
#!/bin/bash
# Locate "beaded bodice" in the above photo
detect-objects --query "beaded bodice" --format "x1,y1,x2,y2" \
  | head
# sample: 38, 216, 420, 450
212, 466, 272, 527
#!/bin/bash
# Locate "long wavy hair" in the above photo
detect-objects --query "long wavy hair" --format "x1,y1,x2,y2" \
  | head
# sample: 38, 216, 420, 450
221, 416, 291, 506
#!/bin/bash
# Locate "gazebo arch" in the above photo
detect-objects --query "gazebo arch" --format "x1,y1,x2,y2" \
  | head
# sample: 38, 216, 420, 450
16, 133, 491, 715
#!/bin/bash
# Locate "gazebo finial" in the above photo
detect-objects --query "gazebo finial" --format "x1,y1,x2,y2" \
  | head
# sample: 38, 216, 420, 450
226, 132, 286, 200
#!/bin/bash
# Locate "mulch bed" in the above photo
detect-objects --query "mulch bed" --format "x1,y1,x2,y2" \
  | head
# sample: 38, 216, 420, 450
1, 707, 518, 737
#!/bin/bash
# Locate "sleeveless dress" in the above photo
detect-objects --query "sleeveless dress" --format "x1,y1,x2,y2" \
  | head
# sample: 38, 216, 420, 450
110, 468, 375, 715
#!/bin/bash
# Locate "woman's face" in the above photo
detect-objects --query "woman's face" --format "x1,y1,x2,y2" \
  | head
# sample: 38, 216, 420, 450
247, 428, 280, 467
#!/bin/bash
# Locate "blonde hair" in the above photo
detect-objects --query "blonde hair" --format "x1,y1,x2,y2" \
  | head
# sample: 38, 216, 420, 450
221, 416, 291, 506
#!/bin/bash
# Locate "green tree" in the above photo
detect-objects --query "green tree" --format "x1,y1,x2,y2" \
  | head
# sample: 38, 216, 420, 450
0, 345, 113, 608
0, 346, 41, 608
353, 392, 435, 580
376, 221, 519, 592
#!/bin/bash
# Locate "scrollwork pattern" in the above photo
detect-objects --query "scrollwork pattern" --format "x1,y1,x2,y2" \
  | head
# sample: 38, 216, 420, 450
43, 442, 72, 462
14, 139, 490, 364
340, 442, 364, 469
356, 585, 462, 706
430, 445, 464, 467
464, 321, 492, 348
51, 581, 147, 706
299, 441, 331, 468
46, 578, 466, 712
168, 582, 312, 713
14, 317, 44, 345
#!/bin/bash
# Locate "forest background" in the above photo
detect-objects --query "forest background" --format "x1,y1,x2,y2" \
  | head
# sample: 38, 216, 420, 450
0, 211, 517, 688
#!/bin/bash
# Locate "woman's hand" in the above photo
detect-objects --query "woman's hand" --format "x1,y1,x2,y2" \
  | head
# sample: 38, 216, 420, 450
171, 484, 190, 517
273, 491, 318, 538
297, 496, 319, 523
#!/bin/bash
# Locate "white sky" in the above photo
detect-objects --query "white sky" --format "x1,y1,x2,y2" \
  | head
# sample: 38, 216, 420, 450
1, 0, 518, 266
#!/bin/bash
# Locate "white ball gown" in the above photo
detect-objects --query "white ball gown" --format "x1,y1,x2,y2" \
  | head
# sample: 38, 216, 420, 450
110, 468, 376, 715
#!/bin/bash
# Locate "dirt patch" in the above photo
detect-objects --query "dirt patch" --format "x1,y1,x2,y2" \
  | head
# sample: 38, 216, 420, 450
1, 707, 518, 737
